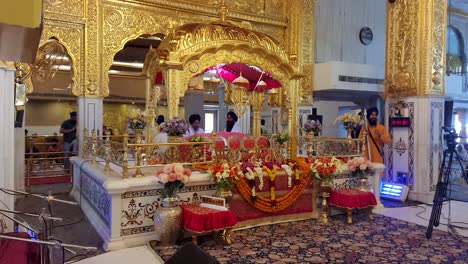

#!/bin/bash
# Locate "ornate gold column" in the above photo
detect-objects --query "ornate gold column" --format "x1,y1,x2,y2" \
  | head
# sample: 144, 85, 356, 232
385, 0, 446, 98
288, 79, 300, 158
251, 91, 264, 137
165, 69, 182, 118
385, 0, 447, 203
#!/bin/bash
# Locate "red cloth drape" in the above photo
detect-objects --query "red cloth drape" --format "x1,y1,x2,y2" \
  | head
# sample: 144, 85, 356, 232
0, 232, 41, 264
181, 205, 237, 233
328, 189, 377, 209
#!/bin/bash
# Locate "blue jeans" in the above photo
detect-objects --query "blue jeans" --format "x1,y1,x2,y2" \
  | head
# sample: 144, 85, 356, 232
63, 140, 77, 170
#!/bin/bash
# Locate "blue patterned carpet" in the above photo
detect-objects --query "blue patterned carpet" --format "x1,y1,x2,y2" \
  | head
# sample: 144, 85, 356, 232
156, 214, 468, 263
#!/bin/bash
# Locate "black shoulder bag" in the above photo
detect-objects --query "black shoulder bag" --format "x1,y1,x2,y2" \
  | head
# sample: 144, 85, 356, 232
367, 130, 384, 158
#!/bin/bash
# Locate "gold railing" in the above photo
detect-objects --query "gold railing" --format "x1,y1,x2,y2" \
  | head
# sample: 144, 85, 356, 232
25, 135, 75, 192
81, 129, 367, 178
297, 132, 367, 159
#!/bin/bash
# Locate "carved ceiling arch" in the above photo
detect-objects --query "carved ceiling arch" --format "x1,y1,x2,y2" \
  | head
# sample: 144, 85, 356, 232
178, 46, 295, 98
37, 24, 83, 96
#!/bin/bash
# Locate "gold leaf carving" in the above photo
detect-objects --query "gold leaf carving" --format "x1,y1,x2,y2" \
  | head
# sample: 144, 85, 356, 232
385, 0, 446, 98
40, 21, 84, 96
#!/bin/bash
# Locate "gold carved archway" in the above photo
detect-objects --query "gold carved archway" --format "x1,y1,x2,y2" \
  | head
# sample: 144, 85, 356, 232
151, 19, 303, 155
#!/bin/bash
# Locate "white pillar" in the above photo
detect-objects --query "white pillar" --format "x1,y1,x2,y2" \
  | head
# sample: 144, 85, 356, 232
0, 62, 16, 232
385, 96, 444, 204
77, 97, 103, 155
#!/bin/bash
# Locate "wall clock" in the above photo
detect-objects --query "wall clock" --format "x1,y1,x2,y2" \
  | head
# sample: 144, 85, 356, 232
359, 27, 373, 45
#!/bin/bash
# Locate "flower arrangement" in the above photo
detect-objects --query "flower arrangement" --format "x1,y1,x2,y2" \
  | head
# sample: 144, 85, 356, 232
347, 157, 373, 179
335, 113, 364, 130
310, 157, 342, 183
155, 163, 192, 198
160, 117, 188, 136
303, 120, 322, 134
273, 131, 289, 145
208, 163, 243, 190
128, 109, 147, 130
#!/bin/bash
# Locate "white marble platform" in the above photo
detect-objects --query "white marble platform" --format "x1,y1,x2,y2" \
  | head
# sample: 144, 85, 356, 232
70, 157, 216, 251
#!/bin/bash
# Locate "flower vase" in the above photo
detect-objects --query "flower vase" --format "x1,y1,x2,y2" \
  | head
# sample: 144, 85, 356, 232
319, 181, 331, 224
154, 196, 182, 247
215, 187, 233, 208
347, 128, 354, 139
356, 177, 370, 192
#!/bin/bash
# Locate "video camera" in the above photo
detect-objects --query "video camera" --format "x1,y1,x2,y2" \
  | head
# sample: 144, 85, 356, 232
442, 127, 460, 145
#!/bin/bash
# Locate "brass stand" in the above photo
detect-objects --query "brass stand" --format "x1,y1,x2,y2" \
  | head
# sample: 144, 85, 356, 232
319, 190, 330, 224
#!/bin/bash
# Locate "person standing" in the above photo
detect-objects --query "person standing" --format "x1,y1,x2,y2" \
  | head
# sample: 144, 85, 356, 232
185, 114, 205, 136
359, 107, 390, 164
224, 111, 242, 133
60, 111, 77, 170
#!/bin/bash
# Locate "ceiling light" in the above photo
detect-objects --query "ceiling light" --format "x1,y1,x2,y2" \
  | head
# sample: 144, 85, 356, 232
268, 88, 279, 94
208, 77, 220, 83
112, 61, 144, 68
194, 84, 204, 90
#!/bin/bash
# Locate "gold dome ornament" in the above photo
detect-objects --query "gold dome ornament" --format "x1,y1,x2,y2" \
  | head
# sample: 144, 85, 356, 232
268, 87, 279, 94
233, 74, 249, 90
256, 80, 267, 90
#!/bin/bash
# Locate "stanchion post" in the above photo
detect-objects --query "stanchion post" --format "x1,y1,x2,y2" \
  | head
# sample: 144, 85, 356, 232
82, 128, 89, 158
104, 130, 111, 173
91, 129, 97, 164
123, 134, 129, 178
135, 131, 143, 178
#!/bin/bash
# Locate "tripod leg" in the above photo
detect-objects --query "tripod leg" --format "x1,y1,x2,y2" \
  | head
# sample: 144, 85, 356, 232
426, 150, 450, 239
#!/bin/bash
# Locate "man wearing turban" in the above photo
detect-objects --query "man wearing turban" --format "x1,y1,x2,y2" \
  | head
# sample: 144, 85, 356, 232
359, 107, 390, 164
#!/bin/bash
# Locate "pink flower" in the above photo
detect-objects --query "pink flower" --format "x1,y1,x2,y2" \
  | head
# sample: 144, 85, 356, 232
348, 165, 356, 172
182, 175, 189, 184
176, 173, 183, 180
163, 164, 175, 174
156, 170, 163, 176
168, 172, 178, 182
359, 164, 367, 171
183, 168, 192, 176
358, 157, 365, 164
352, 160, 360, 167
174, 163, 184, 174
159, 173, 169, 183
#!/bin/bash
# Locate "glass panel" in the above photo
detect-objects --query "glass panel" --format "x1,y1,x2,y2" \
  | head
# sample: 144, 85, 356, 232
205, 113, 214, 133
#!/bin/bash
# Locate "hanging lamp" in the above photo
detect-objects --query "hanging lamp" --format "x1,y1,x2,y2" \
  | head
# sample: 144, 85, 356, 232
233, 74, 249, 89
256, 80, 267, 90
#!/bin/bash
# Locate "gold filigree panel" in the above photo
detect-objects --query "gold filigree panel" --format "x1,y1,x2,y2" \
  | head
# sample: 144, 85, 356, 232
39, 20, 84, 96
86, 0, 100, 97
385, 0, 447, 98
161, 22, 290, 63
385, 0, 418, 98
101, 3, 176, 97
44, 0, 85, 22
429, 0, 446, 95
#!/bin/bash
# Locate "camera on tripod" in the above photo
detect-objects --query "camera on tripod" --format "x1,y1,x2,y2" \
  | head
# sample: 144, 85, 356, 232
442, 127, 460, 145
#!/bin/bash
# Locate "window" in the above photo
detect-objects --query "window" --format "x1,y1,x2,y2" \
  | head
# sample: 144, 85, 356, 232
446, 26, 465, 75
204, 112, 215, 133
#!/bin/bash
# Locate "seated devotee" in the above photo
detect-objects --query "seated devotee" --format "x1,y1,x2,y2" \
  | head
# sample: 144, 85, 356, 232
48, 138, 64, 163
224, 111, 242, 133
152, 124, 168, 155
457, 144, 468, 161
156, 115, 165, 126
260, 119, 269, 135
185, 114, 205, 136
